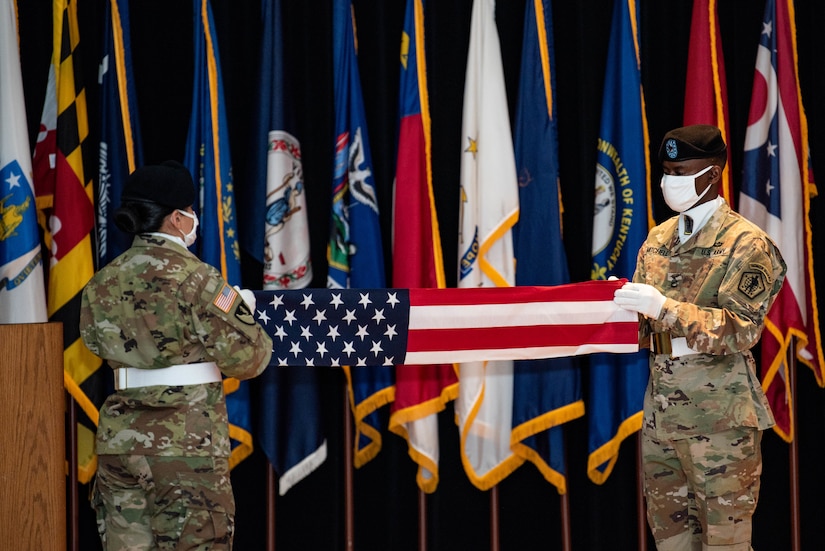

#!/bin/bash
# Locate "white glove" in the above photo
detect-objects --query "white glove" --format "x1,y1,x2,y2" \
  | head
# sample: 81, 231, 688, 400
234, 285, 257, 312
607, 275, 620, 281
613, 282, 666, 319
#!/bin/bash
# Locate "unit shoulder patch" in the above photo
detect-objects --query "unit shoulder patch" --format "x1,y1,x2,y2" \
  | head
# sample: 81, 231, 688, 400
738, 271, 766, 299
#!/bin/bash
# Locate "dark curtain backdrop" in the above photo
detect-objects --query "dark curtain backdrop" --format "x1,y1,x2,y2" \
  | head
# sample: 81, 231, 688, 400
16, 1, 825, 549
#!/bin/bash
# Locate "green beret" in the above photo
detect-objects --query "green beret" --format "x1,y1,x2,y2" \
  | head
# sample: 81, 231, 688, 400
658, 124, 727, 163
121, 160, 195, 209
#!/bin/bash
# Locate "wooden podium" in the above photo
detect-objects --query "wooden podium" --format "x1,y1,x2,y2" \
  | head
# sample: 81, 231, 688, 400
0, 323, 66, 549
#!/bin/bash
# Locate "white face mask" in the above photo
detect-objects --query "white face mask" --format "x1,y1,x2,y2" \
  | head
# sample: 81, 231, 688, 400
176, 209, 199, 247
660, 165, 714, 212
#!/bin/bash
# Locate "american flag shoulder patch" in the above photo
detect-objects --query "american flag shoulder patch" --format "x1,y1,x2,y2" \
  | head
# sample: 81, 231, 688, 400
213, 284, 238, 313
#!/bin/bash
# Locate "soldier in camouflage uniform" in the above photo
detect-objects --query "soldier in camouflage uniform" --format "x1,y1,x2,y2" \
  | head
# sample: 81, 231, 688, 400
80, 161, 273, 550
613, 126, 786, 551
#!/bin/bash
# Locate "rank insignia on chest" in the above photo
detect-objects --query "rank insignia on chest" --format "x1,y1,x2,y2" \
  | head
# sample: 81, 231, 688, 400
738, 271, 767, 298
668, 273, 682, 288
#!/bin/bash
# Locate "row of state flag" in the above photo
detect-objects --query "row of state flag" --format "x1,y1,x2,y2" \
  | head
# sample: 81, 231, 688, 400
1, 0, 821, 499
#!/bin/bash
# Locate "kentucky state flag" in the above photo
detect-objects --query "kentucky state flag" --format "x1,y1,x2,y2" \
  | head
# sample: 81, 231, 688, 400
185, 0, 250, 469
250, 0, 326, 495
97, 0, 143, 265
457, 0, 522, 490
0, 0, 48, 324
330, 0, 393, 467
739, 0, 824, 442
588, 0, 651, 484
388, 0, 457, 494
511, 0, 582, 495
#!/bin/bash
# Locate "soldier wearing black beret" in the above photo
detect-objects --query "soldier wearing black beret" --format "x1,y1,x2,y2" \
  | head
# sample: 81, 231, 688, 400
80, 161, 272, 549
614, 125, 787, 549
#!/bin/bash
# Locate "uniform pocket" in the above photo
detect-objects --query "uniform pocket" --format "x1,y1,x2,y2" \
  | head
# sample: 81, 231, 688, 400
152, 457, 236, 550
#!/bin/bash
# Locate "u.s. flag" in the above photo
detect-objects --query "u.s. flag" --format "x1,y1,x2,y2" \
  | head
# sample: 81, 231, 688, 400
739, 0, 824, 442
252, 281, 638, 368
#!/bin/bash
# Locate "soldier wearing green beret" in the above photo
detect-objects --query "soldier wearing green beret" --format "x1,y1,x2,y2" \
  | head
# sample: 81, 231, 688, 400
80, 160, 273, 550
613, 125, 786, 550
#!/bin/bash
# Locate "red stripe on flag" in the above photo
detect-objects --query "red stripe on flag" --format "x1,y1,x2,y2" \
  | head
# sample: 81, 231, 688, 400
407, 322, 637, 354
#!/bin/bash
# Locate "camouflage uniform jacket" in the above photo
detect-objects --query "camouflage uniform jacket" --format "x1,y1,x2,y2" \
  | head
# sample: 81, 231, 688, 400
633, 201, 786, 441
80, 233, 273, 458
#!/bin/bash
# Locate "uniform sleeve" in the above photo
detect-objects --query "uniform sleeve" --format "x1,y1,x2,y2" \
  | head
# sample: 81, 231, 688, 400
651, 232, 786, 355
183, 266, 273, 380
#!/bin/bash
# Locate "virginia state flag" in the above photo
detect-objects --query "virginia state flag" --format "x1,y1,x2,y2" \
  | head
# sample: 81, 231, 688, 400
185, 0, 251, 469
588, 0, 651, 484
330, 0, 393, 467
245, 0, 312, 289
511, 0, 582, 495
97, 0, 143, 265
32, 0, 103, 483
683, 0, 734, 208
250, 0, 325, 495
739, 0, 824, 442
388, 0, 458, 494
457, 0, 522, 490
0, 0, 47, 324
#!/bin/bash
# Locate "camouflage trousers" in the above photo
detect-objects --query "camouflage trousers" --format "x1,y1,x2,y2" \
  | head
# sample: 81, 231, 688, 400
642, 427, 762, 551
93, 455, 235, 550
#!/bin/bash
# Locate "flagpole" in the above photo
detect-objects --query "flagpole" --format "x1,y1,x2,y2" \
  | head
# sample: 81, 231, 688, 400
67, 394, 79, 551
344, 383, 355, 550
266, 464, 276, 550
559, 430, 572, 550
636, 433, 648, 550
490, 486, 500, 551
788, 337, 800, 551
417, 490, 427, 551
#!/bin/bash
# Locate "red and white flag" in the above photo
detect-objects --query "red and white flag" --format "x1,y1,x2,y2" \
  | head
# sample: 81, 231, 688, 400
739, 0, 824, 442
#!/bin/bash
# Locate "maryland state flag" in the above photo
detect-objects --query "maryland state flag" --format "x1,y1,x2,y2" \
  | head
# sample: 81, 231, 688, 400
330, 0, 393, 467
32, 0, 104, 483
739, 0, 824, 442
388, 0, 457, 494
587, 0, 651, 484
185, 0, 250, 469
683, 0, 734, 207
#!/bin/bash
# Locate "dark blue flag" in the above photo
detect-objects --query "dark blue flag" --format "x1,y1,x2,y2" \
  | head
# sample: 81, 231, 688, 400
184, 0, 249, 469
588, 0, 651, 484
97, 0, 143, 265
330, 0, 392, 466
511, 0, 582, 494
251, 0, 326, 495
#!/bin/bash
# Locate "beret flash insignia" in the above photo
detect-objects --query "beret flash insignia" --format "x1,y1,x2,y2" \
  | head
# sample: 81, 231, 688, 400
665, 138, 678, 159
738, 271, 767, 299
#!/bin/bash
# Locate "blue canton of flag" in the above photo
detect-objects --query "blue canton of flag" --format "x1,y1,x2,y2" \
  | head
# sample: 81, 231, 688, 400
254, 289, 410, 368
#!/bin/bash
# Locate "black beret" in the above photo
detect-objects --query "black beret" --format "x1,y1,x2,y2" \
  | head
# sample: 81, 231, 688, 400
121, 160, 195, 209
658, 124, 727, 163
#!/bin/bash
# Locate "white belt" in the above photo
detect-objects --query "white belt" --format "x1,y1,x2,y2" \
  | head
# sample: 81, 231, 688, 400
650, 334, 698, 358
114, 362, 222, 390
